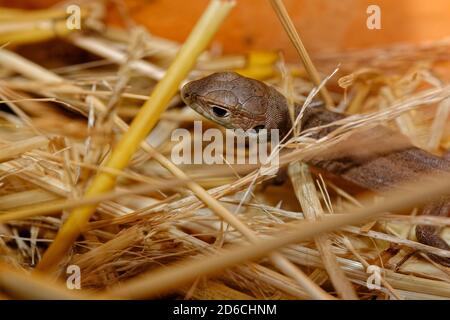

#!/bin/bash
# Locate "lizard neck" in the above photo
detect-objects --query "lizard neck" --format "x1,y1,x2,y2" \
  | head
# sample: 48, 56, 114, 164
276, 99, 346, 139
263, 87, 334, 138
263, 86, 293, 138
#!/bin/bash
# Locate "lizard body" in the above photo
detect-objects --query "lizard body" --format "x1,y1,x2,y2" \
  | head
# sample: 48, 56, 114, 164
181, 71, 450, 266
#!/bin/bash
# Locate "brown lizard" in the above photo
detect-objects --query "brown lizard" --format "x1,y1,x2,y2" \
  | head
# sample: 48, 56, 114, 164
181, 71, 450, 266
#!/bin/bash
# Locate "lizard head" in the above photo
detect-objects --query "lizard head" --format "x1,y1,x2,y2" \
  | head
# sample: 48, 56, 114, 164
181, 72, 291, 135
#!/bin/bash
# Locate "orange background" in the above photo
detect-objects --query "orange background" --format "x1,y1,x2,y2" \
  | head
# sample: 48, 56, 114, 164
2, 0, 450, 60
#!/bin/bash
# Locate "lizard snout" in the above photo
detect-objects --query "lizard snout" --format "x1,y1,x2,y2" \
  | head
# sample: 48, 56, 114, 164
180, 83, 193, 104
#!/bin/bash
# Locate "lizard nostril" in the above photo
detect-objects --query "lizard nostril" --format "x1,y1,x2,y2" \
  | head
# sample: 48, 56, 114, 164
180, 85, 192, 102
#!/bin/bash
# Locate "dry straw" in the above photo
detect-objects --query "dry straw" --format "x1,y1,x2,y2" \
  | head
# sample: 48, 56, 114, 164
0, 1, 449, 301
28, 1, 334, 300
0, 262, 100, 299
106, 175, 450, 299
36, 0, 235, 271
269, 0, 334, 107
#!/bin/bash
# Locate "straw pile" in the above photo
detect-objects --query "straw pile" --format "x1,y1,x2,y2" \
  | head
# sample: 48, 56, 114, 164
0, 1, 449, 300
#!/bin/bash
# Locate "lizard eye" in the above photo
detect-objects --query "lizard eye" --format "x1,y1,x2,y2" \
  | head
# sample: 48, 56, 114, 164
211, 105, 229, 118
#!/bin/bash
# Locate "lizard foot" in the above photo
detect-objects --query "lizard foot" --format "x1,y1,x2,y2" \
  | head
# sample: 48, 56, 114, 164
415, 195, 450, 267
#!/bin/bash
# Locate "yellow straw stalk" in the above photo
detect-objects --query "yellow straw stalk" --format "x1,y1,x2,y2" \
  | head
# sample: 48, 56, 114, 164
269, 0, 334, 107
0, 21, 73, 45
37, 0, 236, 271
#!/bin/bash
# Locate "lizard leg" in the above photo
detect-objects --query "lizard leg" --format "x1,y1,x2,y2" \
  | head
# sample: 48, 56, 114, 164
415, 195, 450, 267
